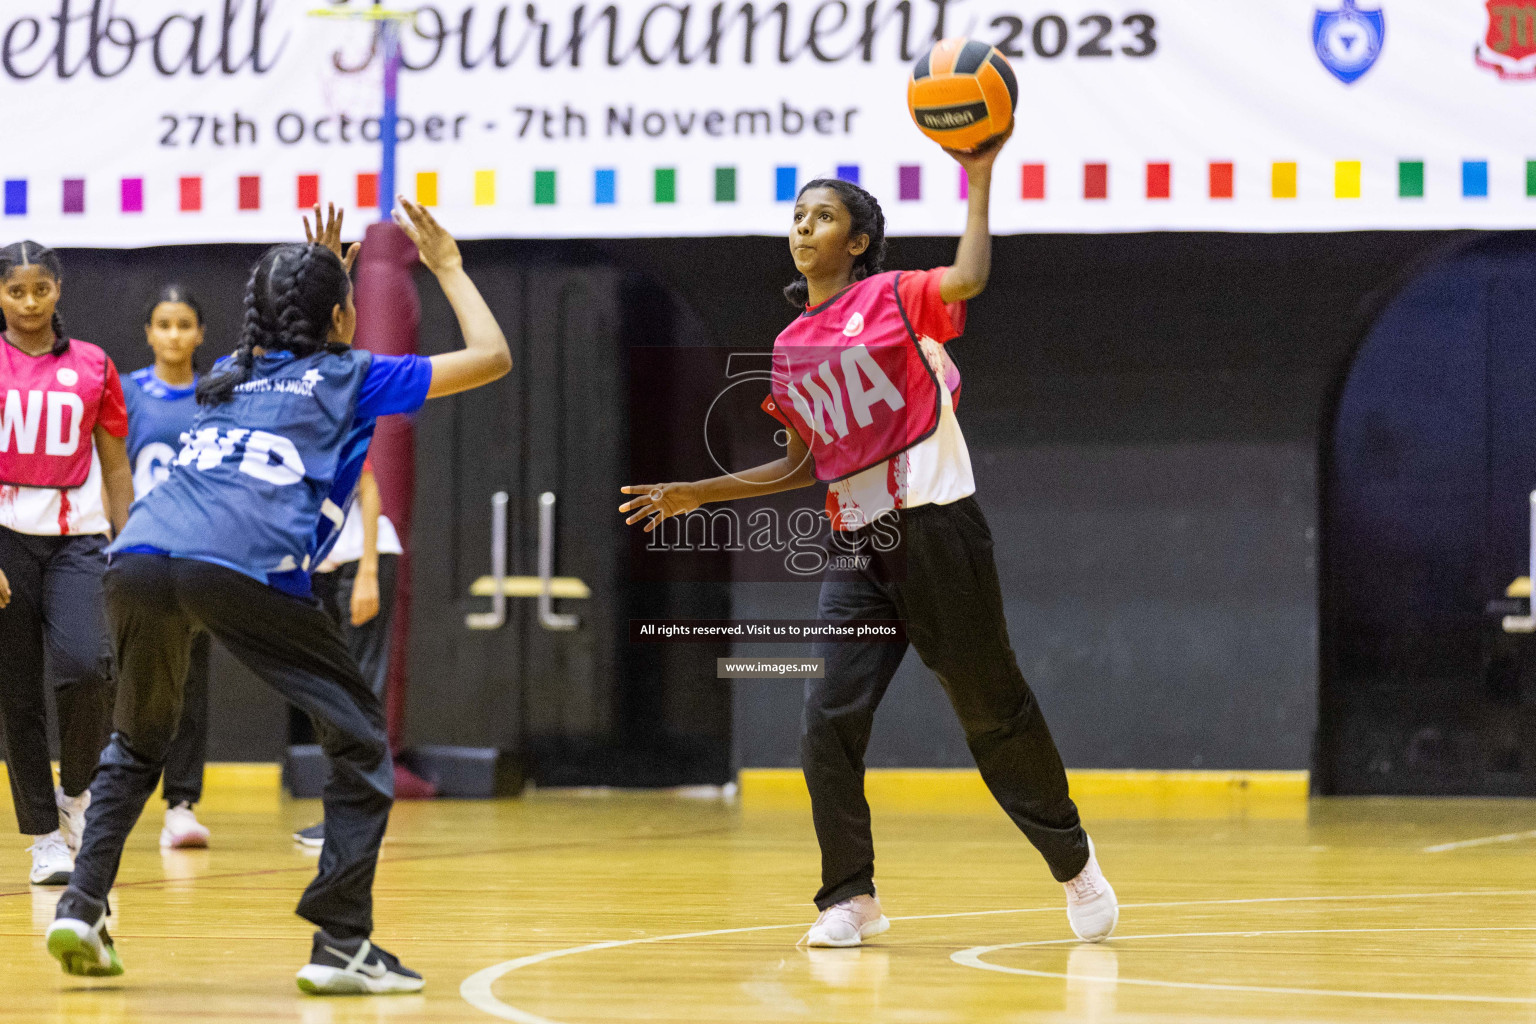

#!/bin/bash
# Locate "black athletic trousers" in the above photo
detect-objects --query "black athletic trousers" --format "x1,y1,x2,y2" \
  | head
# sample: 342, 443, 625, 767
802, 496, 1089, 910
0, 527, 114, 836
311, 555, 398, 701
161, 631, 210, 808
71, 553, 393, 939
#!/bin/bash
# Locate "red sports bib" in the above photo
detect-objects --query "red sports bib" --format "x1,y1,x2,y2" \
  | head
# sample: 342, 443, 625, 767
0, 339, 110, 489
769, 271, 947, 482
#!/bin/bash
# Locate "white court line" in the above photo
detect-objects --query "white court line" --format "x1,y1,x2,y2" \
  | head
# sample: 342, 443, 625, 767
953, 925, 1536, 1004
1423, 828, 1536, 853
459, 889, 1536, 1023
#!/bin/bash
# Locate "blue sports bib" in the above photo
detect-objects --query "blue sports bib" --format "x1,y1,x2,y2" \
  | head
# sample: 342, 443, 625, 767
124, 368, 199, 498
111, 349, 379, 596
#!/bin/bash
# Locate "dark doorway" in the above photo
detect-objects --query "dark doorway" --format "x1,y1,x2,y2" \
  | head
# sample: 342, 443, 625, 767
404, 252, 733, 786
1320, 233, 1536, 795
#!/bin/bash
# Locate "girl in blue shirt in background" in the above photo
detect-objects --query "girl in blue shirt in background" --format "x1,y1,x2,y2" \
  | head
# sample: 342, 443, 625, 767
47, 200, 512, 995
123, 286, 214, 850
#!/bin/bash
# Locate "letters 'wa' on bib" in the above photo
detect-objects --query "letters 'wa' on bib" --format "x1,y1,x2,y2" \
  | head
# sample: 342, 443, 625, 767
769, 272, 956, 483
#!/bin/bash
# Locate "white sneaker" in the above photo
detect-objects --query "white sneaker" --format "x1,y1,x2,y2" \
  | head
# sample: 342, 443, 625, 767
160, 803, 211, 850
801, 894, 891, 948
56, 787, 89, 857
28, 831, 74, 886
1064, 836, 1118, 942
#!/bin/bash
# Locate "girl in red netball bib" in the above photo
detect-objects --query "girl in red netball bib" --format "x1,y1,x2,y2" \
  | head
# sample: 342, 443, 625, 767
620, 133, 1118, 946
0, 241, 133, 886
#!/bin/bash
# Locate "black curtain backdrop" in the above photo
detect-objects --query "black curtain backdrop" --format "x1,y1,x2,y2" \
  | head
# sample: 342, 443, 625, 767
1, 230, 1466, 785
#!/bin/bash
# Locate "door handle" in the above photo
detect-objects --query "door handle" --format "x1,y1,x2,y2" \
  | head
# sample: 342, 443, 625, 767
1506, 489, 1536, 634
538, 491, 580, 631
465, 491, 509, 630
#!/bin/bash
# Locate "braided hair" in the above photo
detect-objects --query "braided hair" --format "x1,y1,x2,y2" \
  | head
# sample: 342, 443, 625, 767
198, 243, 352, 406
0, 241, 69, 356
783, 179, 888, 308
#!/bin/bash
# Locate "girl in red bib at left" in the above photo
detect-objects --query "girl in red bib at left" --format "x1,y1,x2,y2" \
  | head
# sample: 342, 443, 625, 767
0, 241, 133, 887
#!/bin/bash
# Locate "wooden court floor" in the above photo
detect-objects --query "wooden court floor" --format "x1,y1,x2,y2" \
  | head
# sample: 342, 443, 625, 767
5, 779, 1536, 1023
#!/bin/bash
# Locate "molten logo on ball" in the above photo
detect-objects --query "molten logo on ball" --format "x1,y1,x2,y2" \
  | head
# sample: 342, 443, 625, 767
915, 102, 988, 131
908, 38, 1016, 151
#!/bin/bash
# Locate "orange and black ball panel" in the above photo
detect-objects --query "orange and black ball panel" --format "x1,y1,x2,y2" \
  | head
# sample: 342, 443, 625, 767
908, 38, 1017, 151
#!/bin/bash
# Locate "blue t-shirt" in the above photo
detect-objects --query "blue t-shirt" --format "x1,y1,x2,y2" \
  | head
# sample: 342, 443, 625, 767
110, 349, 432, 596
123, 368, 199, 497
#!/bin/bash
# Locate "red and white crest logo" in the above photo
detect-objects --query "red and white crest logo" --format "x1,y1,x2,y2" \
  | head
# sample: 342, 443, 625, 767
1477, 1, 1536, 79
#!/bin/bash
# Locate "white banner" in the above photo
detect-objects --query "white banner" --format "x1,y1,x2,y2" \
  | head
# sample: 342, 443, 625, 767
3, 0, 1535, 244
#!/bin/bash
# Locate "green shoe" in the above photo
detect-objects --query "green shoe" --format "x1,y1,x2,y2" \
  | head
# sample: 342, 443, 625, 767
47, 890, 124, 977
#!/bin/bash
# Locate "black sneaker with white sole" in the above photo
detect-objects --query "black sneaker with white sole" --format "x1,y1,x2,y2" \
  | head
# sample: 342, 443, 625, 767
295, 931, 424, 995
46, 889, 123, 977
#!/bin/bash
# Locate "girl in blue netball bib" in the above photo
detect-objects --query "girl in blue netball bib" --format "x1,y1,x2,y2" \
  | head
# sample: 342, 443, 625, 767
122, 286, 215, 850
47, 201, 512, 994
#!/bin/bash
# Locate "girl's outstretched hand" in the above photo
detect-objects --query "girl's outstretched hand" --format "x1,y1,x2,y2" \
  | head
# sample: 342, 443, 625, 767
304, 202, 361, 274
393, 196, 463, 275
945, 121, 1014, 174
0, 567, 10, 608
619, 483, 702, 533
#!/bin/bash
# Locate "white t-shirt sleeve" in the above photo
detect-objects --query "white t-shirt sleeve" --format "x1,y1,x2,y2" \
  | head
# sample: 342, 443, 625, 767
316, 498, 404, 571
826, 373, 976, 529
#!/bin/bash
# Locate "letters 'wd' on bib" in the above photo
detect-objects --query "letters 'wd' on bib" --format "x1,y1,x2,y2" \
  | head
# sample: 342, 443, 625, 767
112, 349, 377, 596
768, 272, 958, 483
0, 340, 111, 489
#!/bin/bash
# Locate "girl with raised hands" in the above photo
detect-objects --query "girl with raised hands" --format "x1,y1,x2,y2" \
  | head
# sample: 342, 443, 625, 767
620, 134, 1118, 949
46, 200, 511, 994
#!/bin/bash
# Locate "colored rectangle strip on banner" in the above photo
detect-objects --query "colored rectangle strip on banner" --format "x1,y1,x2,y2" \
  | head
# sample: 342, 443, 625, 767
1146, 162, 1170, 200
594, 169, 616, 204
1084, 163, 1108, 200
238, 175, 261, 211
898, 165, 921, 201
1527, 161, 1536, 197
714, 167, 736, 202
1272, 162, 1297, 199
1335, 161, 1361, 199
958, 166, 968, 200
62, 179, 85, 215
475, 170, 495, 206
416, 171, 438, 206
775, 166, 797, 201
297, 174, 320, 209
1399, 161, 1425, 198
534, 170, 556, 205
179, 177, 201, 212
654, 168, 676, 203
1209, 162, 1234, 199
357, 173, 378, 210
1021, 163, 1045, 200
1463, 160, 1489, 198
4, 180, 26, 216
836, 164, 859, 184
121, 178, 144, 213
